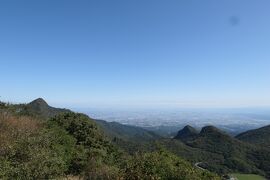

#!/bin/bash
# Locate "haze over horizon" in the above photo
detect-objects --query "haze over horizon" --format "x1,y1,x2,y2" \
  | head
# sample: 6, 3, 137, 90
1, 0, 270, 108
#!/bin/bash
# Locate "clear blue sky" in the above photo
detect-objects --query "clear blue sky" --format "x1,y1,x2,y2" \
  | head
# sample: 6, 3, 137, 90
1, 0, 270, 108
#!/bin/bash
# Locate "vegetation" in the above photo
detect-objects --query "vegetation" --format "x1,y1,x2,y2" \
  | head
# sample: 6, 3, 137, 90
174, 125, 199, 142
0, 99, 220, 179
96, 119, 160, 143
1, 98, 270, 179
123, 150, 220, 180
0, 112, 75, 179
236, 125, 270, 148
230, 173, 266, 180
0, 98, 70, 119
171, 125, 270, 178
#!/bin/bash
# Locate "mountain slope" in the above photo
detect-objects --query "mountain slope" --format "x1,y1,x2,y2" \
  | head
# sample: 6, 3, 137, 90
24, 99, 160, 142
188, 126, 239, 154
26, 98, 71, 118
8, 98, 71, 119
95, 119, 161, 153
0, 99, 220, 179
3, 98, 161, 153
236, 125, 270, 148
174, 125, 198, 142
2, 98, 270, 178
173, 125, 270, 177
95, 119, 160, 142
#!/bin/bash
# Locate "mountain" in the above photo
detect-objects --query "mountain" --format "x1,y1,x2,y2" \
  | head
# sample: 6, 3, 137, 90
7, 98, 71, 119
25, 98, 71, 118
0, 99, 220, 179
172, 125, 270, 177
174, 125, 241, 156
174, 125, 198, 142
2, 98, 270, 178
236, 125, 270, 147
24, 98, 160, 142
187, 126, 245, 155
4, 98, 161, 153
95, 119, 161, 153
95, 119, 160, 142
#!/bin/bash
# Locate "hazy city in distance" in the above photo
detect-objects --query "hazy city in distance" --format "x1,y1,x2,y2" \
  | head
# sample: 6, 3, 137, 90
78, 107, 270, 136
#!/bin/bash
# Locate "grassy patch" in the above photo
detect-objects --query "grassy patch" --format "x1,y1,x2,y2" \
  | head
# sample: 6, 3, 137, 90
231, 173, 266, 180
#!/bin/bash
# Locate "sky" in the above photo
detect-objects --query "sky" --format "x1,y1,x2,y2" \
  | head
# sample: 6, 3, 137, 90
0, 0, 270, 108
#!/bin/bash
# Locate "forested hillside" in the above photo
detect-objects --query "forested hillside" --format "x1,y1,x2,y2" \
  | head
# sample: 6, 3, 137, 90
236, 125, 270, 148
0, 99, 219, 179
1, 98, 270, 179
171, 125, 270, 178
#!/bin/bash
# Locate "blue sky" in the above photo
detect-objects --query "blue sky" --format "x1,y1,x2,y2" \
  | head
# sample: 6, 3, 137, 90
0, 0, 270, 108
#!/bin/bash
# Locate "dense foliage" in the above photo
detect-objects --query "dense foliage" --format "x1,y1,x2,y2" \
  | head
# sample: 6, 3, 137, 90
169, 126, 270, 178
0, 101, 219, 179
123, 150, 220, 180
48, 112, 122, 176
2, 98, 270, 179
0, 113, 75, 179
236, 125, 270, 148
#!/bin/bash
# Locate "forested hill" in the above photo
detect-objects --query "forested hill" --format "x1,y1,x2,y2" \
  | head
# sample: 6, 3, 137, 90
0, 99, 219, 179
174, 125, 199, 142
1, 98, 270, 179
1, 98, 71, 119
95, 119, 160, 142
2, 98, 160, 141
172, 125, 270, 177
236, 125, 270, 147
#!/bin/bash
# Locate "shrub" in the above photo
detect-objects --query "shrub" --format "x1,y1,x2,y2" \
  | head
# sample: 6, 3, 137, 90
123, 150, 220, 180
0, 112, 76, 179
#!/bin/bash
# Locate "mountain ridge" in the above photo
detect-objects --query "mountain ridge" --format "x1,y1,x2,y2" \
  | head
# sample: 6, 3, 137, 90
173, 124, 270, 177
0, 98, 220, 179
2, 98, 270, 178
236, 125, 270, 147
174, 125, 198, 142
12, 98, 162, 153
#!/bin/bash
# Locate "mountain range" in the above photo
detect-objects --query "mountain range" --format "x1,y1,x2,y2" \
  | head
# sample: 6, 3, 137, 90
172, 124, 270, 176
1, 98, 270, 179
